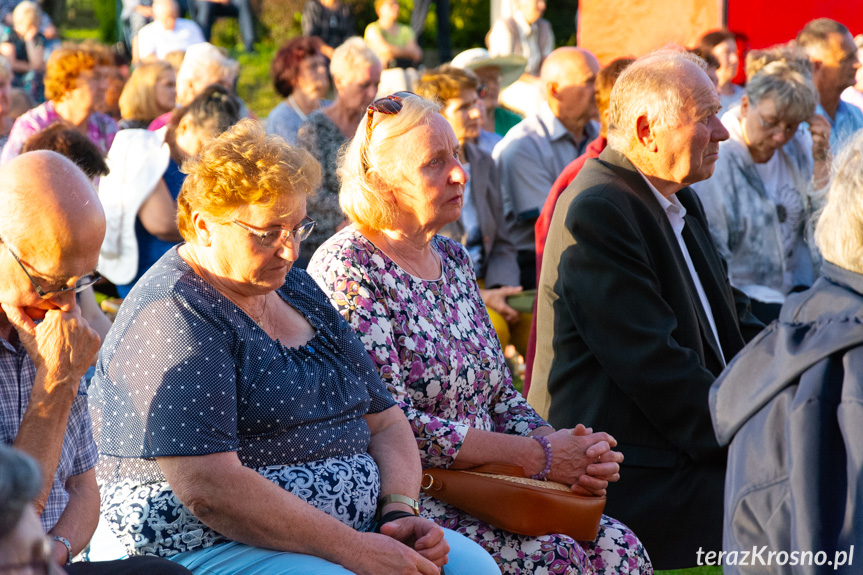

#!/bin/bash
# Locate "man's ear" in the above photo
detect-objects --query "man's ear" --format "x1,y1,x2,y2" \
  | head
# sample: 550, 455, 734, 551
740, 94, 750, 117
635, 114, 657, 152
810, 59, 824, 76
546, 81, 559, 100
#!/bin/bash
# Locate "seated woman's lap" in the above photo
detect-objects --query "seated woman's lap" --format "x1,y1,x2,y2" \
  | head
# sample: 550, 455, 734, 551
421, 496, 652, 574
168, 529, 498, 575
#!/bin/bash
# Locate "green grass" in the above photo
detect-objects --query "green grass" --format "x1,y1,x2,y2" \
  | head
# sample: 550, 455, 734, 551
230, 42, 280, 121
62, 27, 102, 41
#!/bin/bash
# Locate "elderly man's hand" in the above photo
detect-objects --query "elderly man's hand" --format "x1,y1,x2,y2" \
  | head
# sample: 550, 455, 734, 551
380, 516, 449, 568
479, 286, 523, 324
2, 304, 101, 402
545, 424, 623, 497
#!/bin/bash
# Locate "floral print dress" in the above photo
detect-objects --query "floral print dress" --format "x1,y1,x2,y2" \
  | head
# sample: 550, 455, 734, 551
309, 227, 653, 574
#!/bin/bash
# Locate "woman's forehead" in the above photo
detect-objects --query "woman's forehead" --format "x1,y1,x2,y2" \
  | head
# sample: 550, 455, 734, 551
392, 116, 455, 155
234, 196, 306, 222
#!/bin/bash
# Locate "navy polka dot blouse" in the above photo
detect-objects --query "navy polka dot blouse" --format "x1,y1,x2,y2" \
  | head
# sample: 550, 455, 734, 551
93, 248, 396, 470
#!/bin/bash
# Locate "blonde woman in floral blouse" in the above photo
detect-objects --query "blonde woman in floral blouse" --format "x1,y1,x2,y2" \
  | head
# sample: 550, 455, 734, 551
308, 92, 653, 574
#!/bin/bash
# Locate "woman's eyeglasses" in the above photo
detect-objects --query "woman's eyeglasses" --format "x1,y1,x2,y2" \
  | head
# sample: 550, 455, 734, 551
365, 91, 415, 141
231, 217, 317, 248
752, 103, 799, 138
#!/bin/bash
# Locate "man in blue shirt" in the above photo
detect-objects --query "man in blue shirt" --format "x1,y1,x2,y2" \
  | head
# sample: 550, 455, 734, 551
797, 18, 863, 151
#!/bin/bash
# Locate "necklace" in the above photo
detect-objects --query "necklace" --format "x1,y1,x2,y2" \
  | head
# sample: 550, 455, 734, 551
383, 234, 437, 279
180, 245, 270, 327
250, 293, 269, 327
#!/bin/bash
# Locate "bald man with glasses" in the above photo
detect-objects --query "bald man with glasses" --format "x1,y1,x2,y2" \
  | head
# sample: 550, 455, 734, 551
0, 151, 189, 574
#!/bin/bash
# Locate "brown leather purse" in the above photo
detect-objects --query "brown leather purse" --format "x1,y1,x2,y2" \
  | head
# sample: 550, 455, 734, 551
421, 463, 606, 541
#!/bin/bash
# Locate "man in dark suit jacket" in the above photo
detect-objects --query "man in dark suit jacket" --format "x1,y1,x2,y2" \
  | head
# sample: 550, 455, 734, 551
528, 50, 764, 569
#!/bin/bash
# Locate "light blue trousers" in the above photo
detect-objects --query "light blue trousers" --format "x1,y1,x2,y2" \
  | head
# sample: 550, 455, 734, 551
169, 529, 499, 574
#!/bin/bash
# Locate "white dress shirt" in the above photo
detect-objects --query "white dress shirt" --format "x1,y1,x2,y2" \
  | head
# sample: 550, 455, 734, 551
641, 172, 725, 367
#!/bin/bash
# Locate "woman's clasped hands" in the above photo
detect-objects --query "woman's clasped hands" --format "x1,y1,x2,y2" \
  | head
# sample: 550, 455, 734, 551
543, 424, 624, 496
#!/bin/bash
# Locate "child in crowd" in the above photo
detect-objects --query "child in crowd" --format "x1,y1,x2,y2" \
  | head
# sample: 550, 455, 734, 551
0, 1, 45, 102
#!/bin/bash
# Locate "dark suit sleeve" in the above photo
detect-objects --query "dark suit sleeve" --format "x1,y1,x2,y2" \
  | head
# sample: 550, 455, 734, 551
560, 193, 724, 462
732, 285, 764, 343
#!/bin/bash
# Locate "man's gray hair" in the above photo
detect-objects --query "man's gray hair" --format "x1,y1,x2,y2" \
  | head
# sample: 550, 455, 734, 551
796, 18, 850, 56
607, 49, 708, 153
0, 444, 41, 542
746, 59, 818, 125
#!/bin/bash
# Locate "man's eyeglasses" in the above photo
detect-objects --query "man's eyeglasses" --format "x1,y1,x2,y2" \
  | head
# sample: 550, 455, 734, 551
0, 234, 100, 299
753, 104, 799, 138
365, 91, 416, 141
231, 217, 317, 248
477, 83, 488, 99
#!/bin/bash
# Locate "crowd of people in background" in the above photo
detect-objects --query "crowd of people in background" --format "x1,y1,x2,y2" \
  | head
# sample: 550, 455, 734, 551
2, 0, 863, 572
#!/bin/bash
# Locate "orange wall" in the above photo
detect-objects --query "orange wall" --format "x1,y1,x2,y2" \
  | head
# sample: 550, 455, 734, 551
578, 0, 723, 65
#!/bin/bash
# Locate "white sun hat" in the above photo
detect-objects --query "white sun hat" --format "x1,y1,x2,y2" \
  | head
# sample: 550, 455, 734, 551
450, 48, 527, 89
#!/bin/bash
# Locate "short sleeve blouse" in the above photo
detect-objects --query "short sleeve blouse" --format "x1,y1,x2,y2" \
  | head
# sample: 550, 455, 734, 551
94, 247, 394, 469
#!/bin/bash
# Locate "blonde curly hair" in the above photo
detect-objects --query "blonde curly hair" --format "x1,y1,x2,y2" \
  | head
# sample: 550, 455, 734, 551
177, 119, 322, 242
44, 44, 107, 102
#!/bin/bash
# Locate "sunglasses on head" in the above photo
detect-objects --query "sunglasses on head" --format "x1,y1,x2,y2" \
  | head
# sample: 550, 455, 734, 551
365, 91, 416, 141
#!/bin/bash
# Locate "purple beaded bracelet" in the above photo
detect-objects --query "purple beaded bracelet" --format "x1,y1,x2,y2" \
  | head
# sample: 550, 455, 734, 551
530, 436, 553, 480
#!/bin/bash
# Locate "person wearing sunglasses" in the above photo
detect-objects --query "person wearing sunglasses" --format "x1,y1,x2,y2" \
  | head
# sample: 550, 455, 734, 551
0, 152, 190, 575
308, 93, 651, 573
98, 84, 240, 297
694, 51, 831, 323
93, 120, 497, 575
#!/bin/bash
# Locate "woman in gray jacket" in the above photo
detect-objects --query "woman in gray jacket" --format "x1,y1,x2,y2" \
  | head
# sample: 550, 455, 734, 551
694, 52, 831, 322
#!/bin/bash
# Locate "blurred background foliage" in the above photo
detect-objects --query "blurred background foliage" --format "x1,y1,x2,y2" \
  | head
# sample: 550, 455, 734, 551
60, 0, 579, 117
80, 0, 579, 54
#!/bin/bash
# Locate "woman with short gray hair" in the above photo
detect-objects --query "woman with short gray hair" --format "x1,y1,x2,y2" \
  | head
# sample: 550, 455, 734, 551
296, 37, 382, 263
310, 92, 652, 575
693, 57, 831, 322
711, 129, 863, 560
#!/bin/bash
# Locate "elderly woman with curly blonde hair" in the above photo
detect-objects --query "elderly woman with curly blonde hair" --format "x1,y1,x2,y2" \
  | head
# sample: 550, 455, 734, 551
1, 43, 117, 163
93, 118, 498, 575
